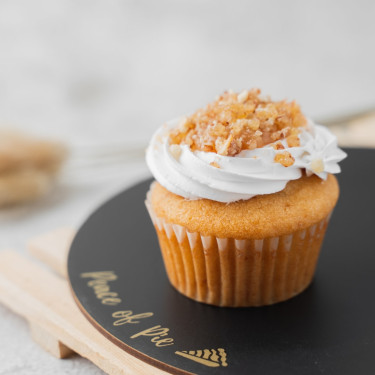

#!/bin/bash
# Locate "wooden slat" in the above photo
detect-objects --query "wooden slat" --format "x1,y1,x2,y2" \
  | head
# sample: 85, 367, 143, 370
0, 250, 168, 375
28, 227, 75, 277
29, 321, 74, 359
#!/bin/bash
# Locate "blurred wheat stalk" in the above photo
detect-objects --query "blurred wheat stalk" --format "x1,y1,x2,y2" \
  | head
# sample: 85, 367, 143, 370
0, 131, 67, 206
322, 108, 375, 148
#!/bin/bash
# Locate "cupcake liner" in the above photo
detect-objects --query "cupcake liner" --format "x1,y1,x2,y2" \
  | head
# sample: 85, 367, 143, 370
146, 192, 332, 307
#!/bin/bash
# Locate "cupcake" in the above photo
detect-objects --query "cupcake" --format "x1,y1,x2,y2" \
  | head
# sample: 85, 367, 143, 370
145, 89, 346, 307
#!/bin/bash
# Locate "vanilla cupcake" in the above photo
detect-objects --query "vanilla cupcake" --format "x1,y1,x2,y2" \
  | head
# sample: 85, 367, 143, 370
145, 89, 346, 307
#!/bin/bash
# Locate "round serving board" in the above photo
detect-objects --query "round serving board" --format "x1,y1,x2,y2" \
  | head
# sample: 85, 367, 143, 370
68, 148, 375, 375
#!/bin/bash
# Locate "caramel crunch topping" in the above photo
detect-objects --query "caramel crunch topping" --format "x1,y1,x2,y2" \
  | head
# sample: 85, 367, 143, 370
169, 89, 306, 167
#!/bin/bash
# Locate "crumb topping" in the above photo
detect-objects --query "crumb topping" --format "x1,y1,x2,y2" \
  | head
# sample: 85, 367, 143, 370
274, 151, 295, 167
310, 158, 324, 174
209, 161, 220, 168
169, 88, 307, 166
272, 142, 285, 150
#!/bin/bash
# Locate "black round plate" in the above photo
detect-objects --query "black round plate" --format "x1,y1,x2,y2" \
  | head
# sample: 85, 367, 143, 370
68, 148, 375, 375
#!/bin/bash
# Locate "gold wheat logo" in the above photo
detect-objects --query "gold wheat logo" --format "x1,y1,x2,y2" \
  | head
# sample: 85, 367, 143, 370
175, 348, 228, 368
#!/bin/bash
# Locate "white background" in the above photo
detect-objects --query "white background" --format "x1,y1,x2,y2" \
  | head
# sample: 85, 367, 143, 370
0, 1, 374, 373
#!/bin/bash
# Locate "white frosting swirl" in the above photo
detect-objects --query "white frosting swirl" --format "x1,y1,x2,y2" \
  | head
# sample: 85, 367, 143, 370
146, 119, 347, 203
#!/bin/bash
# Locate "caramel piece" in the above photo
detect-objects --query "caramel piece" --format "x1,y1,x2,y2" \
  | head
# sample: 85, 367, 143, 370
274, 151, 295, 167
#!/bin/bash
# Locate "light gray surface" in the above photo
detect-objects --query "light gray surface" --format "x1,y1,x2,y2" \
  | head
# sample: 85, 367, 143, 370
0, 0, 374, 373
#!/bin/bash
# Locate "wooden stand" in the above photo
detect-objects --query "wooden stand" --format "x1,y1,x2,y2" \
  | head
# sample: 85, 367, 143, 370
0, 228, 168, 375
